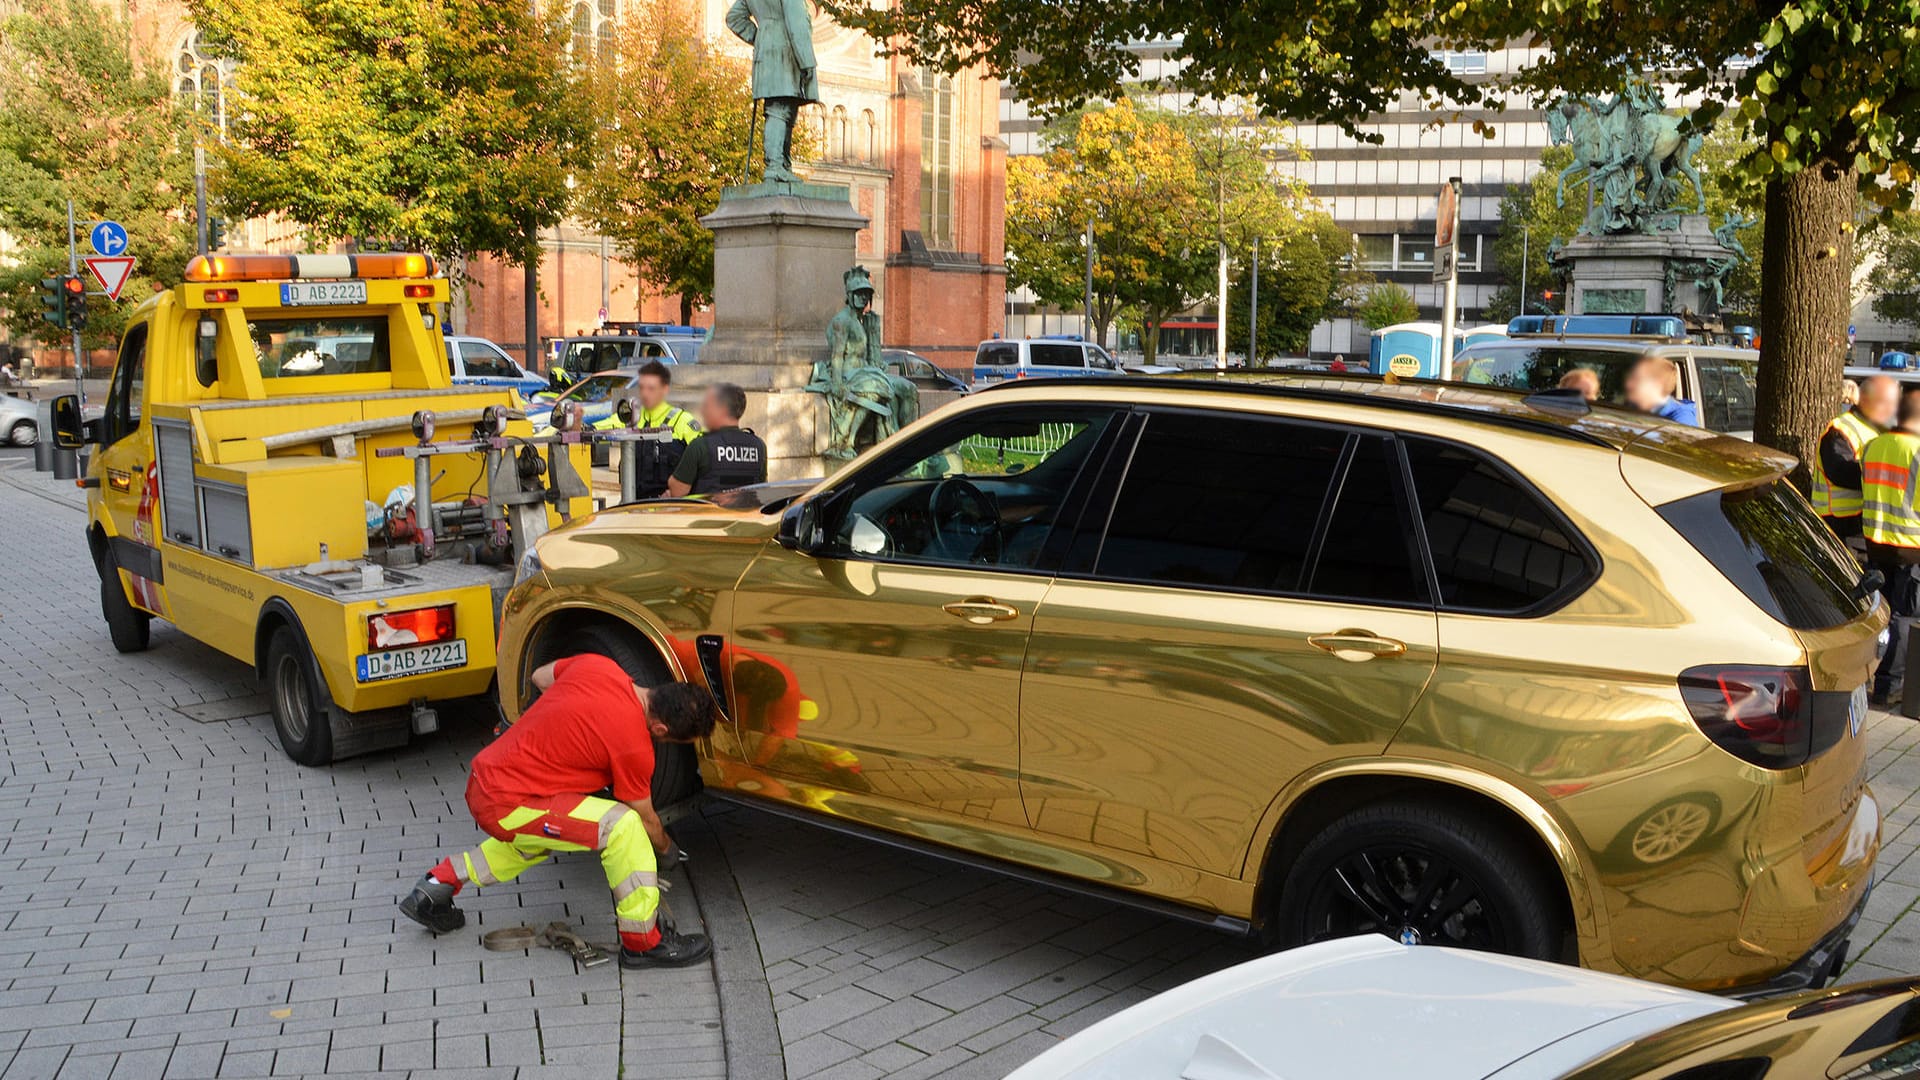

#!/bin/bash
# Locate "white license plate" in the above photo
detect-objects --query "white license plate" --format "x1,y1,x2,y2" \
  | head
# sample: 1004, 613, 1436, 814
281, 280, 368, 306
356, 639, 467, 682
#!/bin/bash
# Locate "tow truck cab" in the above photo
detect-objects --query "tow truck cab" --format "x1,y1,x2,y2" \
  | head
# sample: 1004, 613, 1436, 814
52, 253, 592, 765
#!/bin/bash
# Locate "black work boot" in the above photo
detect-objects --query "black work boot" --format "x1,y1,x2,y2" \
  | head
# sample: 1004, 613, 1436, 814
620, 927, 712, 969
398, 875, 465, 934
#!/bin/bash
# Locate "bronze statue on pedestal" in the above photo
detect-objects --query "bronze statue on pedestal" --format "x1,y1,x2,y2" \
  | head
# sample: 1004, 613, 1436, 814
809, 267, 918, 461
724, 0, 820, 184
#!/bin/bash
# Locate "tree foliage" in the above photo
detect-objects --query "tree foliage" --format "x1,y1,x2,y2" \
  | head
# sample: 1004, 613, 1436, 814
1487, 145, 1583, 323
195, 0, 585, 269
574, 0, 753, 324
1869, 211, 1920, 338
1354, 281, 1420, 330
0, 0, 194, 349
1006, 98, 1319, 363
1225, 213, 1358, 359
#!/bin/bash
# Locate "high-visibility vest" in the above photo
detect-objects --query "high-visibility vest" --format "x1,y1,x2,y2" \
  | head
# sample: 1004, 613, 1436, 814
1861, 432, 1920, 547
1812, 410, 1880, 518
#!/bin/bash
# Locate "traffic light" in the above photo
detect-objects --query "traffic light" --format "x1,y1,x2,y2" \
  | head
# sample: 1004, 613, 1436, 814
62, 275, 87, 332
208, 216, 227, 251
39, 277, 65, 329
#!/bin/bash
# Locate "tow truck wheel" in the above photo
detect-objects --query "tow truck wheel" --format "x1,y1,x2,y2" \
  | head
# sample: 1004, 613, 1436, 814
532, 623, 698, 808
266, 626, 335, 766
100, 574, 151, 653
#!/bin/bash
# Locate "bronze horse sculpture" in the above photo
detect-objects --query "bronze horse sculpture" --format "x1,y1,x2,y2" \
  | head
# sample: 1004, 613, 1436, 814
1546, 89, 1706, 233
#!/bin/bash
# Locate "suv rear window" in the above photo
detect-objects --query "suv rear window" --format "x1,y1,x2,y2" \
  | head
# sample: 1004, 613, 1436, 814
1659, 480, 1872, 630
977, 343, 1017, 366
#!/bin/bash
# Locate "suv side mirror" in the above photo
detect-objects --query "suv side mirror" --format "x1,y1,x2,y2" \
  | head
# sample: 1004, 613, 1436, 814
777, 493, 839, 554
50, 394, 89, 449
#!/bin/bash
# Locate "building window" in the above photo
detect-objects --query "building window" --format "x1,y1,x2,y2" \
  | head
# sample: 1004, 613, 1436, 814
919, 66, 954, 248
831, 105, 848, 160
861, 109, 877, 164
570, 0, 617, 64
1399, 235, 1436, 268
1357, 235, 1395, 269
175, 29, 234, 132
1435, 50, 1487, 75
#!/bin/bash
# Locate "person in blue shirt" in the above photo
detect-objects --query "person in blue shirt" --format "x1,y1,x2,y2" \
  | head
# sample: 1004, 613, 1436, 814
1625, 355, 1701, 426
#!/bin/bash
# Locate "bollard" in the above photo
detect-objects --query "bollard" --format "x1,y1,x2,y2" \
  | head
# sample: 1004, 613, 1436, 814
32, 436, 52, 471
50, 446, 76, 480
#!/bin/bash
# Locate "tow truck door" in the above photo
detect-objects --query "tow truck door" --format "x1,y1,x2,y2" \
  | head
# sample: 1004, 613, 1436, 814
96, 321, 165, 615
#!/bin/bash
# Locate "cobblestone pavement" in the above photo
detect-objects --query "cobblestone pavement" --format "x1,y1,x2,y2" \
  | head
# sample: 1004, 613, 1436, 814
8, 450, 1920, 1080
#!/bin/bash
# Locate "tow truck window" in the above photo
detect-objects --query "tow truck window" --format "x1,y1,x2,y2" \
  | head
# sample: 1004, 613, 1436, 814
245, 317, 390, 378
104, 323, 148, 446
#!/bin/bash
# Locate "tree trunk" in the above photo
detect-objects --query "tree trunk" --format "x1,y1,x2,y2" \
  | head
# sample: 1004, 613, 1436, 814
1142, 319, 1162, 364
680, 293, 694, 326
1755, 157, 1856, 491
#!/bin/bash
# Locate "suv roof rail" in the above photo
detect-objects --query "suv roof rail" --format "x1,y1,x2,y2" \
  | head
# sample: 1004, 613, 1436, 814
975, 373, 1616, 449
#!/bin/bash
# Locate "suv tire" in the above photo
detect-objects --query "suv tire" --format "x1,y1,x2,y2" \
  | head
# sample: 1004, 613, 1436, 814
266, 625, 335, 766
1275, 799, 1565, 961
100, 573, 151, 653
530, 623, 699, 808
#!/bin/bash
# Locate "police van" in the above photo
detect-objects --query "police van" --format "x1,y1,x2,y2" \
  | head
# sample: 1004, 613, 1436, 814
971, 337, 1126, 385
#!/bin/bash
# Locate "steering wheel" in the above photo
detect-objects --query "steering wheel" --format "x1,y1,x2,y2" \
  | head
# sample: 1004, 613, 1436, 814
927, 476, 1003, 564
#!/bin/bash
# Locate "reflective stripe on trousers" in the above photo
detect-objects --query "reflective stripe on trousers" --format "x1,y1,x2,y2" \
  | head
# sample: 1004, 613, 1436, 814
449, 794, 661, 949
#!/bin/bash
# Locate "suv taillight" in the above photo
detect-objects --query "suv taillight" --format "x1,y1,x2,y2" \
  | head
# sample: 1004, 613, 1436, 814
1678, 664, 1813, 769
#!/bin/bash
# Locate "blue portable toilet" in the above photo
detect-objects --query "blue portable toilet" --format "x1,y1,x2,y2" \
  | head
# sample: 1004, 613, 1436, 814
1370, 322, 1451, 378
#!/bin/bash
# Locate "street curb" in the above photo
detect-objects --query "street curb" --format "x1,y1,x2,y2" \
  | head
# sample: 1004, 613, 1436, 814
681, 802, 787, 1080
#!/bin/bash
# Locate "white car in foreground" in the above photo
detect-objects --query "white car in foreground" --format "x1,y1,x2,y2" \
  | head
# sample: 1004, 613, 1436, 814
1006, 936, 1920, 1080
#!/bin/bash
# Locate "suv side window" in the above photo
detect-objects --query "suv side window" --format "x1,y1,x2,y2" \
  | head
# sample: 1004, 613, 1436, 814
460, 340, 513, 378
1402, 436, 1594, 612
1030, 343, 1084, 368
1694, 354, 1759, 433
1086, 346, 1119, 371
835, 407, 1117, 570
1095, 410, 1345, 593
104, 323, 148, 446
1308, 435, 1428, 605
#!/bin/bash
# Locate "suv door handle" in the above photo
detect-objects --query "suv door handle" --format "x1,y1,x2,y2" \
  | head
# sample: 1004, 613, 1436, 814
1307, 630, 1407, 660
942, 598, 1020, 625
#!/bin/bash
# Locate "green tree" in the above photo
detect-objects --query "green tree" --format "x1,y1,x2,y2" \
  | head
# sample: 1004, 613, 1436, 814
1225, 213, 1357, 359
0, 0, 194, 351
1869, 211, 1920, 337
829, 0, 1920, 483
195, 0, 585, 272
575, 1, 753, 324
1695, 124, 1768, 312
1355, 282, 1420, 330
1487, 145, 1582, 322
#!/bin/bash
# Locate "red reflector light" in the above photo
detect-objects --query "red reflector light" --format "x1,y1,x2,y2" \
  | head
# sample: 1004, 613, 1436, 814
404, 284, 434, 298
1678, 664, 1813, 768
202, 288, 239, 303
368, 605, 455, 651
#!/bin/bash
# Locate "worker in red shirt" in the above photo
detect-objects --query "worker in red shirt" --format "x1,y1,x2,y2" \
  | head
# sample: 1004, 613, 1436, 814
399, 653, 720, 968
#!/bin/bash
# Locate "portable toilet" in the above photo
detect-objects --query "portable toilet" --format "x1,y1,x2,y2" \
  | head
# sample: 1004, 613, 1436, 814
1462, 324, 1509, 349
1369, 322, 1449, 378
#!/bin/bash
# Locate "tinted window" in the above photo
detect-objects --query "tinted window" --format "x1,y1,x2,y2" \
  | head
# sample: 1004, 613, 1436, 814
1453, 344, 1643, 407
1659, 479, 1872, 630
1309, 437, 1427, 604
1087, 347, 1119, 371
837, 408, 1114, 569
1696, 355, 1759, 433
460, 341, 514, 378
1404, 437, 1593, 612
977, 343, 1018, 366
1097, 412, 1344, 592
1030, 343, 1085, 368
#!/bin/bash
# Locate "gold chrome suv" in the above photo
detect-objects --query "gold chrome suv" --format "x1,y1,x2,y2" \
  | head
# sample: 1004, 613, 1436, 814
496, 374, 1883, 993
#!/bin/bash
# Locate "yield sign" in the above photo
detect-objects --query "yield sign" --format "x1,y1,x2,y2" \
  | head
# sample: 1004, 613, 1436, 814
84, 255, 136, 300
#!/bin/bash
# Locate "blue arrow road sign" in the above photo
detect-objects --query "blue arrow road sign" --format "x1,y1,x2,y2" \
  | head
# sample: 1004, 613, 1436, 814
89, 220, 128, 256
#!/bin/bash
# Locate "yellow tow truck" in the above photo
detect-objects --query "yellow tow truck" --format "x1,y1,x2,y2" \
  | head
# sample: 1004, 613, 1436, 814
51, 253, 595, 765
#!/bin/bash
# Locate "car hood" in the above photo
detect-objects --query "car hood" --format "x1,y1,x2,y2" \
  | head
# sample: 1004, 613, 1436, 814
1002, 937, 1732, 1080
549, 478, 820, 540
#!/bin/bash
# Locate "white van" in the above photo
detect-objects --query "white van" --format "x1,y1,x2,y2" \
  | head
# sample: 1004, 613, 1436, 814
972, 337, 1125, 385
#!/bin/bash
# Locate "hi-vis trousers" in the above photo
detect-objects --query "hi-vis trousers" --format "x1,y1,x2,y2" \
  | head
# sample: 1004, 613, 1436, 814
453, 794, 661, 952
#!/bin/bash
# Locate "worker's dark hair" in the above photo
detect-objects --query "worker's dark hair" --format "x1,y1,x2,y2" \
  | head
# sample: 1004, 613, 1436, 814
637, 359, 672, 384
648, 682, 720, 741
711, 382, 747, 421
1901, 387, 1920, 425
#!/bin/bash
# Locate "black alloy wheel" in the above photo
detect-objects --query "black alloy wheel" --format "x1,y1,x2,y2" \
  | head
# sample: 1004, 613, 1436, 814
1277, 799, 1564, 961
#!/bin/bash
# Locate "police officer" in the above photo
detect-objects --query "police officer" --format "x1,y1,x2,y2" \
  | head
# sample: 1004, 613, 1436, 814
1815, 374, 1898, 547
667, 383, 767, 496
621, 360, 701, 499
1861, 390, 1920, 705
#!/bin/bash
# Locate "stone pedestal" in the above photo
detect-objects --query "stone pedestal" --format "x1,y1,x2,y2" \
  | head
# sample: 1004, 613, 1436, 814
1557, 214, 1739, 316
677, 182, 869, 479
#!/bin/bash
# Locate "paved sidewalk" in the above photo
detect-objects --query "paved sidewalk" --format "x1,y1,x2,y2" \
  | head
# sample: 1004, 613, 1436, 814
0, 459, 725, 1079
